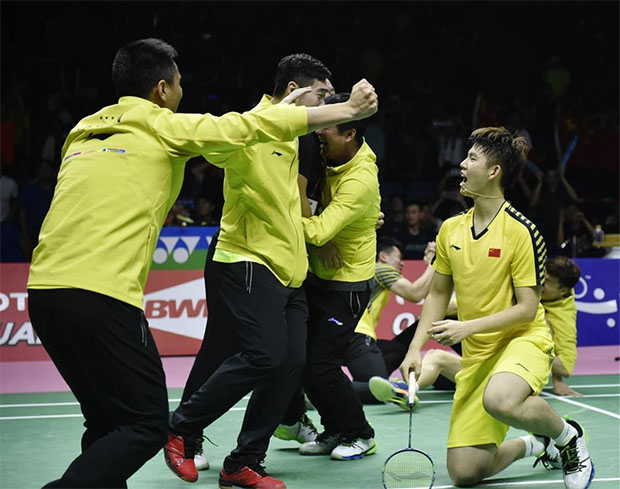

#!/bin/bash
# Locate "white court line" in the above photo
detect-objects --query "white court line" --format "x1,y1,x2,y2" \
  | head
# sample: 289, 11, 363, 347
0, 402, 80, 408
0, 396, 249, 409
2, 394, 618, 410
0, 414, 85, 420
0, 406, 248, 421
542, 391, 620, 420
429, 477, 620, 489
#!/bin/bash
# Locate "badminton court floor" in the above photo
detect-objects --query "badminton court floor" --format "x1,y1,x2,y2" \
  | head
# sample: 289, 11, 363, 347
1, 374, 618, 489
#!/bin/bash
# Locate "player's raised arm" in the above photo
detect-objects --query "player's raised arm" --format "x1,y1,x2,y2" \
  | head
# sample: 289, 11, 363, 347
306, 79, 377, 132
389, 242, 436, 303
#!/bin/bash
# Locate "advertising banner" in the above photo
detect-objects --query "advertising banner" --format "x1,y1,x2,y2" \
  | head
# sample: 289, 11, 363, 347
1, 256, 618, 361
152, 226, 218, 270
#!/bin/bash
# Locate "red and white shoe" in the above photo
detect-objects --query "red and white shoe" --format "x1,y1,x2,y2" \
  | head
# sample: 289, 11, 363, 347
218, 465, 285, 489
164, 433, 198, 483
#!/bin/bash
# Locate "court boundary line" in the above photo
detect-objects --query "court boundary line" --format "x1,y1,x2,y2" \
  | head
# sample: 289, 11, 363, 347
3, 393, 619, 410
541, 391, 620, 420
0, 407, 249, 421
428, 477, 620, 489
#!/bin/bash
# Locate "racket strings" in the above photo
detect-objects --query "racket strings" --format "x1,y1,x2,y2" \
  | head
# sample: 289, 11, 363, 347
383, 450, 435, 489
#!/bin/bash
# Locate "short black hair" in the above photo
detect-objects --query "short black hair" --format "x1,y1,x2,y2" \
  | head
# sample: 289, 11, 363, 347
547, 256, 581, 290
325, 93, 369, 145
112, 38, 178, 99
468, 127, 529, 189
273, 53, 331, 97
377, 236, 402, 259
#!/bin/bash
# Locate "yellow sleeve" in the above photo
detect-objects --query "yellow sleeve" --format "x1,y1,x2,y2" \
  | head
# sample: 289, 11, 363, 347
150, 104, 308, 165
302, 176, 373, 246
544, 294, 577, 375
432, 221, 452, 275
511, 224, 547, 287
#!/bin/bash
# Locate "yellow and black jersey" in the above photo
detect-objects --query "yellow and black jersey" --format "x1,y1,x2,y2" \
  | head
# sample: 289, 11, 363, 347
433, 201, 551, 360
28, 96, 308, 309
543, 291, 577, 375
355, 263, 402, 339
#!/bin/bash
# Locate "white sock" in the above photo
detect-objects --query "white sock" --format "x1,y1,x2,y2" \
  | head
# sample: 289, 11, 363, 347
520, 434, 546, 457
553, 419, 578, 447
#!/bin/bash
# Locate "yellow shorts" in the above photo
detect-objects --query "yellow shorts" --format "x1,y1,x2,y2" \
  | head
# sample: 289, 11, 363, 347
447, 333, 554, 448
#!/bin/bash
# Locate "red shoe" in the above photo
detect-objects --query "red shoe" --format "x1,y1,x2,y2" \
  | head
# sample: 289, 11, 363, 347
164, 433, 198, 483
218, 465, 286, 489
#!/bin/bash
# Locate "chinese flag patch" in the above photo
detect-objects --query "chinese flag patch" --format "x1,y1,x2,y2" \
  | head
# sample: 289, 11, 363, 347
488, 248, 501, 258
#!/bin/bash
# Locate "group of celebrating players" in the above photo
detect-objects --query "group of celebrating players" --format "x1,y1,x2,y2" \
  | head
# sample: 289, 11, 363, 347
26, 38, 594, 489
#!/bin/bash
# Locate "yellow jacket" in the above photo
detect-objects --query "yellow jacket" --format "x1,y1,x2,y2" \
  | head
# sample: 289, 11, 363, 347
303, 141, 380, 284
212, 95, 311, 287
28, 96, 307, 308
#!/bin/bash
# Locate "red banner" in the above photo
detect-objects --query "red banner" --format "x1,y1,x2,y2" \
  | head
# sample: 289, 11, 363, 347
1, 262, 434, 361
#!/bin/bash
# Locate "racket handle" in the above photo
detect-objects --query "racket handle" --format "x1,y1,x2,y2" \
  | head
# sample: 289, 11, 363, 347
408, 377, 417, 407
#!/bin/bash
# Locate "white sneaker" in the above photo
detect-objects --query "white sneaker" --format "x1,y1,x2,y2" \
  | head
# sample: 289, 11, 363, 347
194, 451, 209, 471
330, 437, 377, 460
533, 434, 562, 470
299, 432, 340, 455
274, 414, 318, 444
558, 420, 595, 489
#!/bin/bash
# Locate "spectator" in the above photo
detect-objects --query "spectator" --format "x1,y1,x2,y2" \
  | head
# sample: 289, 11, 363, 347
181, 157, 210, 200
397, 201, 436, 260
192, 196, 219, 226
531, 166, 579, 253
1, 166, 19, 223
0, 164, 26, 262
559, 205, 604, 258
165, 200, 193, 227
381, 194, 405, 236
507, 109, 534, 150
420, 203, 441, 233
20, 159, 56, 255
432, 174, 469, 222
40, 117, 67, 165
544, 56, 571, 101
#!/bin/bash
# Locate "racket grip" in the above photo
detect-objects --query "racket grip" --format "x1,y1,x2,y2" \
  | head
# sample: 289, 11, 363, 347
408, 377, 417, 406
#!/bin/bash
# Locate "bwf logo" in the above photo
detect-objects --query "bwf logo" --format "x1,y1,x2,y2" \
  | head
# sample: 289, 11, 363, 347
153, 236, 204, 264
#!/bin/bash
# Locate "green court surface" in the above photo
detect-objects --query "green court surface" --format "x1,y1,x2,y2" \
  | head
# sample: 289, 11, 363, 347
1, 374, 618, 489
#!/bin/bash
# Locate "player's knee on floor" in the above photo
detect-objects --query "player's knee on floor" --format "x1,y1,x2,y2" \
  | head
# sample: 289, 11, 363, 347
448, 466, 486, 487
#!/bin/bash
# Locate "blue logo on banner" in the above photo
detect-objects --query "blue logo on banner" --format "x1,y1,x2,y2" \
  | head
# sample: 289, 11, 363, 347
574, 258, 620, 346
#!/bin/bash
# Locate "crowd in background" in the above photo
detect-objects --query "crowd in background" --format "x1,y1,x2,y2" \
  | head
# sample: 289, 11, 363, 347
1, 2, 618, 262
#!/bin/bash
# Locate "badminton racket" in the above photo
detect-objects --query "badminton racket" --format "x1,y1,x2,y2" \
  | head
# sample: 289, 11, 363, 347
381, 377, 436, 489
